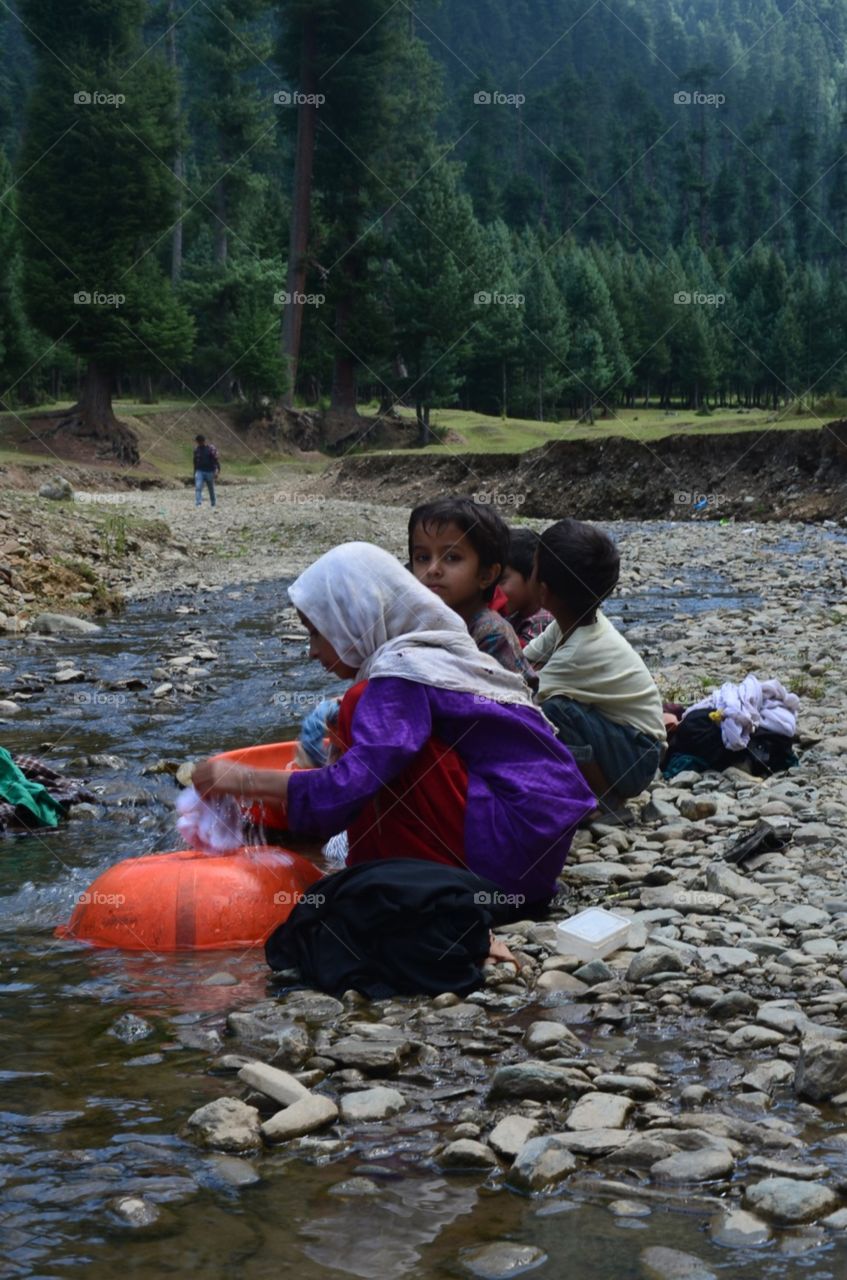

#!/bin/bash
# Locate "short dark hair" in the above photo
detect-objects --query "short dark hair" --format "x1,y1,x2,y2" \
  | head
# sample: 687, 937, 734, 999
506, 527, 540, 580
195, 434, 205, 443
408, 496, 508, 603
536, 519, 620, 624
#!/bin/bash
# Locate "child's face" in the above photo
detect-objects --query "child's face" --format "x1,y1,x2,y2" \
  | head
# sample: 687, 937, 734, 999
297, 611, 358, 679
410, 520, 500, 620
500, 565, 538, 616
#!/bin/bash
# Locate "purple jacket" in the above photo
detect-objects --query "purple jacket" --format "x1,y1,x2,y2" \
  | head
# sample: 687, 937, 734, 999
287, 677, 595, 902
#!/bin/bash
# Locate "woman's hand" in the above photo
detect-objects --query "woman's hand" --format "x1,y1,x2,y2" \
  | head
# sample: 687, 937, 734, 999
192, 757, 291, 805
192, 758, 254, 797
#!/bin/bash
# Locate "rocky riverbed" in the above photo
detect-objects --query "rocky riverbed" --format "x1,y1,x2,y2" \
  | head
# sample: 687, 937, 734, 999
2, 482, 847, 1279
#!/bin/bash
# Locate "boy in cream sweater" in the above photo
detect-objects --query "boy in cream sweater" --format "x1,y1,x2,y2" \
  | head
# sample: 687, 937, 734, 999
525, 518, 665, 810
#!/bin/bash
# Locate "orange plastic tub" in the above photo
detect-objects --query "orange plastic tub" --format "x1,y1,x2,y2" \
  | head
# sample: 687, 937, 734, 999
56, 845, 323, 952
211, 740, 302, 831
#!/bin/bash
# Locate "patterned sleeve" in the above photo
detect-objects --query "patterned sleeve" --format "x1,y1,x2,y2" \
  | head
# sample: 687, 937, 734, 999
469, 610, 537, 687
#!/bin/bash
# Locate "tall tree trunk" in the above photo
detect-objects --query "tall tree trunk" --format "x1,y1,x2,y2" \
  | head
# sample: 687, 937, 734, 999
501, 357, 508, 418
281, 13, 318, 408
61, 361, 140, 465
168, 0, 184, 286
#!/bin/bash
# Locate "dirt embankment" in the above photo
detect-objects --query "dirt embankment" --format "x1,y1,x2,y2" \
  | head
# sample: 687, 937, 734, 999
322, 424, 847, 522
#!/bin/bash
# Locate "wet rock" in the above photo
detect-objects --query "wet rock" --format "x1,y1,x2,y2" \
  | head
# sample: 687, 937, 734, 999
206, 1155, 261, 1187
554, 1129, 634, 1157
640, 1246, 716, 1280
488, 1061, 587, 1102
203, 971, 239, 987
745, 1177, 838, 1223
725, 1025, 784, 1052
108, 1013, 155, 1044
0, 699, 22, 715
339, 1087, 406, 1122
741, 1061, 795, 1093
534, 970, 589, 995
627, 948, 685, 982
823, 1208, 847, 1229
572, 959, 615, 985
261, 1093, 338, 1143
238, 1062, 309, 1107
328, 1177, 382, 1196
780, 904, 831, 930
488, 1115, 541, 1161
746, 1156, 831, 1181
592, 1073, 660, 1100
707, 991, 757, 1018
31, 612, 102, 634
508, 1136, 577, 1191
185, 1097, 261, 1153
795, 1039, 847, 1101
565, 1092, 634, 1131
609, 1198, 651, 1217
439, 1139, 498, 1171
708, 1208, 770, 1248
110, 1196, 160, 1227
651, 1149, 734, 1183
523, 1021, 581, 1053
462, 1242, 547, 1278
325, 1033, 412, 1072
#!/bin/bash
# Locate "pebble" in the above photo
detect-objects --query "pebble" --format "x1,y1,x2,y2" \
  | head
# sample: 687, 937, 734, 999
438, 1139, 498, 1171
184, 1098, 261, 1153
339, 1087, 406, 1122
565, 1092, 634, 1131
745, 1176, 839, 1223
488, 1115, 541, 1161
508, 1136, 577, 1191
708, 1208, 770, 1247
650, 1149, 734, 1183
640, 1246, 716, 1280
461, 1242, 547, 1279
261, 1093, 339, 1143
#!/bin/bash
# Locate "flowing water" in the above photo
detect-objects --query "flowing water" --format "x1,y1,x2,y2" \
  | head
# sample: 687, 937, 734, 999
2, 529, 846, 1279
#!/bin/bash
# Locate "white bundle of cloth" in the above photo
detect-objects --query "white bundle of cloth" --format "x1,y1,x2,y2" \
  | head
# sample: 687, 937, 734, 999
176, 786, 244, 854
685, 674, 800, 751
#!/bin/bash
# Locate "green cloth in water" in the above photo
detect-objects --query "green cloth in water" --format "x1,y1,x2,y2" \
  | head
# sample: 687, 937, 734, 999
0, 747, 64, 828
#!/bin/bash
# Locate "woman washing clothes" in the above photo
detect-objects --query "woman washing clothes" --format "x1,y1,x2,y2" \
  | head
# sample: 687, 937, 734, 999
192, 543, 595, 977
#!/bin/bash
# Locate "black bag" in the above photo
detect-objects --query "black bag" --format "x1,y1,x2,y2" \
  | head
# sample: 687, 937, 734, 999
666, 708, 796, 778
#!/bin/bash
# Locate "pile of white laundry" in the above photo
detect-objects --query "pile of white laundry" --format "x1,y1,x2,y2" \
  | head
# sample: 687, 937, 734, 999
686, 674, 800, 752
176, 786, 244, 853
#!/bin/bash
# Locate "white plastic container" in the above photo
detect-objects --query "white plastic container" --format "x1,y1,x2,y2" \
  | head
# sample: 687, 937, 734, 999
555, 908, 630, 961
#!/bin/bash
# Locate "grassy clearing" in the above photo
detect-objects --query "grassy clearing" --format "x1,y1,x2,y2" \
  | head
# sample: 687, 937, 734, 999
359, 400, 837, 455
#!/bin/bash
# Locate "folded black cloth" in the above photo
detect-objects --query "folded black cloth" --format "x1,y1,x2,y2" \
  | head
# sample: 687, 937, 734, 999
265, 859, 535, 999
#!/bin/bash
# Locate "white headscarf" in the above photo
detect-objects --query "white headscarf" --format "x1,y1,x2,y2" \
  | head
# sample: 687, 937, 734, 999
288, 542, 534, 708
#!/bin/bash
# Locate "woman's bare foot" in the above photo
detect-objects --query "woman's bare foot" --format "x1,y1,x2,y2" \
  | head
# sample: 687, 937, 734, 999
485, 932, 521, 971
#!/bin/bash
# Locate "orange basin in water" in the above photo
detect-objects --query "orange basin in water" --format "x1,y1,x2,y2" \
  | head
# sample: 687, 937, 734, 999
211, 740, 303, 830
56, 845, 323, 952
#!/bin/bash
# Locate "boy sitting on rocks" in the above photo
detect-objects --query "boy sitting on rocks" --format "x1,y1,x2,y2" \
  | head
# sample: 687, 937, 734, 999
526, 518, 665, 814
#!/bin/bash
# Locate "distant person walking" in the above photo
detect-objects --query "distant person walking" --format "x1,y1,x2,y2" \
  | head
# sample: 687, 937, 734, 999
193, 434, 220, 508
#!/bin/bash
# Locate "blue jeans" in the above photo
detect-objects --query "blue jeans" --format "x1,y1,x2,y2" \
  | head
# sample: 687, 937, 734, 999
195, 470, 216, 506
542, 696, 662, 800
